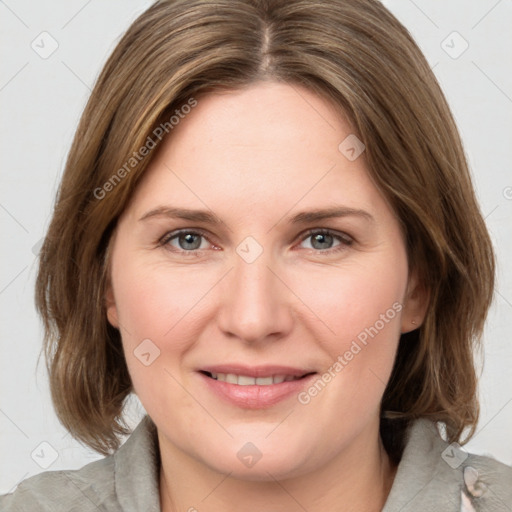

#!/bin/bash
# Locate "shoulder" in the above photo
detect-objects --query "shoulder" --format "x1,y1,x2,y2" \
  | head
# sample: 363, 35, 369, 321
0, 455, 119, 512
384, 419, 512, 511
0, 416, 160, 512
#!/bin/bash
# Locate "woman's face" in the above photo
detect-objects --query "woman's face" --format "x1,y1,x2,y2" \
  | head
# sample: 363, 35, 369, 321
106, 81, 424, 480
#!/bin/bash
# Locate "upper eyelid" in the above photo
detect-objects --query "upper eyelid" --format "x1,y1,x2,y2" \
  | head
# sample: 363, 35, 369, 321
300, 228, 353, 242
161, 227, 210, 239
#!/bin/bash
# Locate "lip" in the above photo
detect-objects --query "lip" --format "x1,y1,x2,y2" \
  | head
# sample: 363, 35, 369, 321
197, 364, 317, 409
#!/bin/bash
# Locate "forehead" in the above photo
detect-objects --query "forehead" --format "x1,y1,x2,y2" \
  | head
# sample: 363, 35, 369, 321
126, 82, 385, 225
166, 81, 350, 159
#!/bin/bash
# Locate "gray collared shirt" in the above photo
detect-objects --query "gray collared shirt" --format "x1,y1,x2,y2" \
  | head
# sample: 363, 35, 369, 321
1, 416, 511, 511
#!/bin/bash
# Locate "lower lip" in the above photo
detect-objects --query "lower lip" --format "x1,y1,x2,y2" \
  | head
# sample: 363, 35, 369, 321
198, 372, 316, 409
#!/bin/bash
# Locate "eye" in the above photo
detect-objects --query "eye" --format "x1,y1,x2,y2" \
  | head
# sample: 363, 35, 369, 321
158, 228, 353, 255
298, 229, 353, 253
160, 230, 211, 252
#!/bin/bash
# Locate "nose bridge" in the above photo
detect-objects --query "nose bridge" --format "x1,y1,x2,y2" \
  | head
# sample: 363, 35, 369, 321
217, 244, 292, 343
234, 252, 274, 302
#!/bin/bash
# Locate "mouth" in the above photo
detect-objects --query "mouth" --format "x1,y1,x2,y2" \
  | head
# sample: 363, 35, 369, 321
197, 365, 317, 409
200, 371, 314, 386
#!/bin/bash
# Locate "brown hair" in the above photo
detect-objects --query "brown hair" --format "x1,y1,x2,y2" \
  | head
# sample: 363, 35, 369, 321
36, 0, 494, 459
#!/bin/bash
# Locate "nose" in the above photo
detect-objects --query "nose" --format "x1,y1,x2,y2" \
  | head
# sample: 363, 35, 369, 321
216, 250, 294, 345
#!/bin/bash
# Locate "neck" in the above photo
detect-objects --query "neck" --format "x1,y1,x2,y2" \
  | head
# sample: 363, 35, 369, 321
158, 420, 397, 512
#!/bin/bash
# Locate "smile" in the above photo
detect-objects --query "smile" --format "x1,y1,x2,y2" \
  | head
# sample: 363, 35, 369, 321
198, 366, 316, 409
203, 372, 307, 385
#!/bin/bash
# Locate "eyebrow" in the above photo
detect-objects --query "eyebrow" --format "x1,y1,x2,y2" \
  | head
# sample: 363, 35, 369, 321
139, 206, 374, 225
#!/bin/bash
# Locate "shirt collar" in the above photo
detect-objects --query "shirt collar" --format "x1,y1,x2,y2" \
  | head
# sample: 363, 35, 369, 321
114, 415, 161, 511
382, 418, 462, 511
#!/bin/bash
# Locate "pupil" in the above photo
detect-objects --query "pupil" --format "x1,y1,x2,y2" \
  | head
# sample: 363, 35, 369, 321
312, 233, 333, 250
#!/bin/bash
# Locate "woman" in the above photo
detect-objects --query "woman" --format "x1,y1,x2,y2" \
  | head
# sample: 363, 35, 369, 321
2, 0, 510, 510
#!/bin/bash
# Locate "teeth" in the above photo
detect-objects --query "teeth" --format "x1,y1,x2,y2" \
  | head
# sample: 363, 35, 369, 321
210, 373, 300, 385
255, 376, 273, 385
238, 375, 256, 385
225, 373, 238, 384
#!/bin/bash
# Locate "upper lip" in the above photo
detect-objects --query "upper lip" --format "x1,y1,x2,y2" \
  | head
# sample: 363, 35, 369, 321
199, 364, 316, 378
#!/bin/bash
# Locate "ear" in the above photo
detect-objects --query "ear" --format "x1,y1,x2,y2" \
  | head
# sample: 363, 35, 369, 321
400, 270, 429, 334
105, 281, 120, 329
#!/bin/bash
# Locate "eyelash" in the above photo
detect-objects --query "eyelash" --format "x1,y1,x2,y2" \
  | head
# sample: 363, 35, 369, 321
158, 228, 353, 256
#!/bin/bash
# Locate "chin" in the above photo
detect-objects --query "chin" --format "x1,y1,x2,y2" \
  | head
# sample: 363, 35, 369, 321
199, 435, 317, 482
212, 457, 311, 482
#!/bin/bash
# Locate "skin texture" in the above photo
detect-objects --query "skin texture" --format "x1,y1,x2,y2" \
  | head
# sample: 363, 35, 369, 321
106, 81, 427, 511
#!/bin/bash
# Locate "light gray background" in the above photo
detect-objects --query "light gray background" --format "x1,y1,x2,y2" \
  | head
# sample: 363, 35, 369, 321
1, 0, 511, 494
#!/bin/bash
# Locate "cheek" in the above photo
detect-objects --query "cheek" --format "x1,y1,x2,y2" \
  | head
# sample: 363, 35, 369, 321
112, 260, 207, 342
111, 261, 209, 411
293, 258, 405, 344
288, 283, 403, 448
110, 258, 223, 398
289, 253, 407, 409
